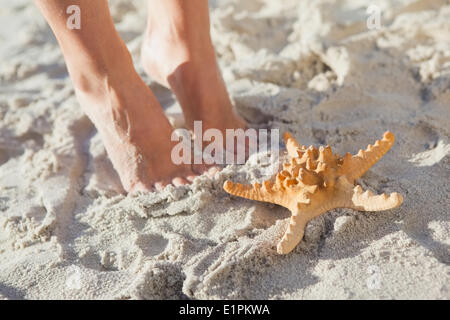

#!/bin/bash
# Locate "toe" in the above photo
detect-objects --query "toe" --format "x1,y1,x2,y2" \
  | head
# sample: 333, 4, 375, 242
186, 175, 197, 182
172, 177, 188, 187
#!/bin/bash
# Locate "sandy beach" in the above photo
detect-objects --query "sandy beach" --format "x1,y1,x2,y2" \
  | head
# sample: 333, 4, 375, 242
0, 0, 449, 299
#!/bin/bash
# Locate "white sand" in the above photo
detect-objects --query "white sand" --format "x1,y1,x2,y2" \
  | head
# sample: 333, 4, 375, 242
0, 0, 449, 299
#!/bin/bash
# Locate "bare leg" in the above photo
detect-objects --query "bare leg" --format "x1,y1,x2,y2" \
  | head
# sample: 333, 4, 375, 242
34, 0, 205, 193
141, 0, 247, 134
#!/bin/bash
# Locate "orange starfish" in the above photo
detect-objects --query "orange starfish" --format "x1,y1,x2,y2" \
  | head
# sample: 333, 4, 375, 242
223, 131, 403, 254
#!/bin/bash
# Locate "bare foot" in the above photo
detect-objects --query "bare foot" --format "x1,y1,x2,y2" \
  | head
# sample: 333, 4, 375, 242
74, 49, 207, 193
34, 0, 214, 193
141, 11, 247, 136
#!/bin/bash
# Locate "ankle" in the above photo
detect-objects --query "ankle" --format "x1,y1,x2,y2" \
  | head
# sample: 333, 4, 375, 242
68, 42, 135, 95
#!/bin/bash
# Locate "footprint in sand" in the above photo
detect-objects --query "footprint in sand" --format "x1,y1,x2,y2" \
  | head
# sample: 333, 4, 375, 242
135, 233, 170, 257
409, 140, 450, 167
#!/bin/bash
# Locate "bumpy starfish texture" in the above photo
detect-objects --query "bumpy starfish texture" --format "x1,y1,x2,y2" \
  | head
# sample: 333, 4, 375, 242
223, 131, 403, 254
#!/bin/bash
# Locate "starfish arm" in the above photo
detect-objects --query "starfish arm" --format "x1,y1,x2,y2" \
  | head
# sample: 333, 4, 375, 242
223, 180, 285, 206
339, 131, 395, 183
334, 176, 403, 211
283, 132, 305, 158
277, 206, 308, 254
349, 185, 403, 211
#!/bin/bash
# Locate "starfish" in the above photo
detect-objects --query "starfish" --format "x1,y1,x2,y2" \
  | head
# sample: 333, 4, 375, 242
223, 131, 403, 254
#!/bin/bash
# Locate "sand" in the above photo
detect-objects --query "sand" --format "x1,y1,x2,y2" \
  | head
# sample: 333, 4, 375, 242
0, 0, 449, 299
